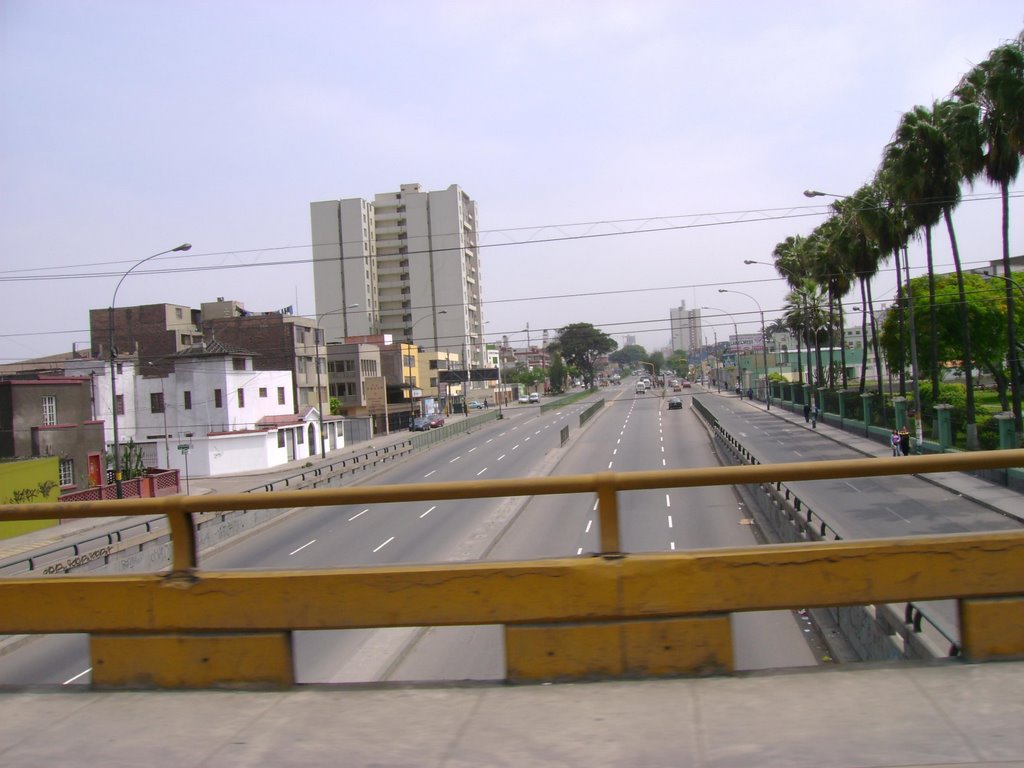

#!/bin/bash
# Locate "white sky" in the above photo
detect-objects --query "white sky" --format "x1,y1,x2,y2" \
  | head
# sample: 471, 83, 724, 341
2, 0, 1022, 363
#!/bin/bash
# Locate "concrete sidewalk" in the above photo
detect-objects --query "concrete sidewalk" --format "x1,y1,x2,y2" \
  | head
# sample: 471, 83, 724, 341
2, 661, 1022, 767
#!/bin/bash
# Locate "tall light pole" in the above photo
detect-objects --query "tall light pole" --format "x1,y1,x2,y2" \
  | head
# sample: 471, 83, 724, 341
314, 303, 360, 459
744, 259, 810, 390
719, 289, 771, 410
109, 243, 191, 498
702, 306, 739, 391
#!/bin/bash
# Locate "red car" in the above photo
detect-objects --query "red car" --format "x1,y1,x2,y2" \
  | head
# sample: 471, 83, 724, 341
427, 414, 446, 428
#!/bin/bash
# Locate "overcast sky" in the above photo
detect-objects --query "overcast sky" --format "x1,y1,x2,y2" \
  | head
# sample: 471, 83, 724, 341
2, 1, 1022, 364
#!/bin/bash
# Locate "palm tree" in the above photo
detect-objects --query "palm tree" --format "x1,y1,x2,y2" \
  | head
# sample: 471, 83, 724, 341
883, 100, 985, 448
833, 188, 884, 395
771, 235, 811, 387
859, 172, 913, 396
956, 35, 1024, 443
806, 218, 855, 390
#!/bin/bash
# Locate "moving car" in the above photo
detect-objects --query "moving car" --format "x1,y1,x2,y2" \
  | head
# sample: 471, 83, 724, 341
635, 382, 646, 394
427, 413, 445, 428
469, 401, 485, 409
518, 394, 531, 404
410, 417, 431, 431
682, 379, 692, 388
667, 397, 683, 410
528, 392, 540, 403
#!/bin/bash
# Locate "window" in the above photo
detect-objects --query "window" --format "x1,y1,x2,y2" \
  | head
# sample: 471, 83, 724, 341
214, 389, 223, 408
175, 307, 183, 319
277, 430, 285, 448
277, 387, 286, 405
296, 427, 304, 444
184, 391, 192, 410
232, 357, 247, 371
59, 458, 74, 487
150, 392, 165, 414
42, 395, 57, 425
115, 394, 124, 415
237, 388, 245, 408
259, 387, 267, 398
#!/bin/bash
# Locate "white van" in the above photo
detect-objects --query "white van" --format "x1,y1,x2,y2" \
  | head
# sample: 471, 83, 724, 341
635, 382, 646, 394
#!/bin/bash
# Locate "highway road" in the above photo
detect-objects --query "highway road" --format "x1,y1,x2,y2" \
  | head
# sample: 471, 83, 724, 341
19, 377, 1018, 685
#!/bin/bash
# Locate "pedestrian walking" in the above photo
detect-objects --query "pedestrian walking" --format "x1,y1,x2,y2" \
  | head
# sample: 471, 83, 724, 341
890, 429, 901, 456
899, 427, 911, 456
811, 403, 819, 428
746, 387, 754, 401
803, 403, 810, 423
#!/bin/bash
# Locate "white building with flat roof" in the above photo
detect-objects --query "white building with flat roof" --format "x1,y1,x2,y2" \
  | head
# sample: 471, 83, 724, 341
311, 183, 484, 366
669, 301, 702, 355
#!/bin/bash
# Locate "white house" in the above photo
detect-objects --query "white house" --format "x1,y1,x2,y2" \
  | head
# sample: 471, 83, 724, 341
68, 340, 347, 477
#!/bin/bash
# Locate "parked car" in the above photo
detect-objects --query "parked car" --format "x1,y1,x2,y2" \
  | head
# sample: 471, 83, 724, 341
528, 392, 540, 403
469, 400, 485, 409
428, 413, 446, 428
667, 397, 683, 410
410, 417, 431, 431
518, 394, 531, 404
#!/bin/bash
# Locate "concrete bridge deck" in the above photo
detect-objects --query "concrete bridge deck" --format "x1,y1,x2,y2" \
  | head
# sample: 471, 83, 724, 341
2, 661, 1022, 767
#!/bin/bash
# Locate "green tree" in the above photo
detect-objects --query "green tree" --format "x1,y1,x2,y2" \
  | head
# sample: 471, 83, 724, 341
548, 323, 618, 389
956, 35, 1024, 439
879, 273, 1013, 404
666, 350, 688, 376
609, 344, 648, 368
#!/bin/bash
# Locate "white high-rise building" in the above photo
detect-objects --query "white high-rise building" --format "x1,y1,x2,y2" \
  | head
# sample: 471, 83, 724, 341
669, 301, 702, 355
311, 183, 484, 365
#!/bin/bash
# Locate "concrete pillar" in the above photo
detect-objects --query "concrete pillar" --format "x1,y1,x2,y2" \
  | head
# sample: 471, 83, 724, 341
861, 394, 873, 431
893, 397, 908, 431
935, 403, 954, 449
995, 412, 1017, 450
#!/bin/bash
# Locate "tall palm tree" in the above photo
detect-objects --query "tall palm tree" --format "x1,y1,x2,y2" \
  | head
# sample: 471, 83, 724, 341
933, 96, 986, 448
859, 171, 913, 396
833, 188, 884, 395
883, 100, 985, 448
883, 105, 945, 399
807, 218, 855, 390
956, 36, 1024, 443
771, 235, 811, 387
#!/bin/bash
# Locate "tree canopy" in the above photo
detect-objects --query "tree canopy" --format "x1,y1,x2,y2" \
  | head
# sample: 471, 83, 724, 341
548, 322, 618, 389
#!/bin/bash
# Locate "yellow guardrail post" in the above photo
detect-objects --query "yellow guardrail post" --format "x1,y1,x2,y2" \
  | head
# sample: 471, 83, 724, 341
595, 472, 621, 555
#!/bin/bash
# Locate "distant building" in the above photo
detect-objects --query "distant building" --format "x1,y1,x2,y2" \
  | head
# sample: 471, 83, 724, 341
669, 301, 702, 355
311, 182, 484, 366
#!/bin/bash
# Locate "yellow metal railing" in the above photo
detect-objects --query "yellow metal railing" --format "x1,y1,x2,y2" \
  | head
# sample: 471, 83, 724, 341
1, 449, 1023, 688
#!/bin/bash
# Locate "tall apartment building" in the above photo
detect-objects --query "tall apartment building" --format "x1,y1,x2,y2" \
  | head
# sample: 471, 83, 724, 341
669, 301, 702, 355
311, 182, 484, 366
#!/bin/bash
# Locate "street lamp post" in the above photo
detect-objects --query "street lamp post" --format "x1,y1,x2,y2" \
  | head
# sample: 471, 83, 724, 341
744, 258, 810, 391
109, 243, 191, 498
314, 304, 360, 459
719, 289, 771, 410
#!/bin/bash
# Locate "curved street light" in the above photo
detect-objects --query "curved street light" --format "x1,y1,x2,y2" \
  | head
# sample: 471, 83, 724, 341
109, 243, 191, 499
718, 288, 771, 410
